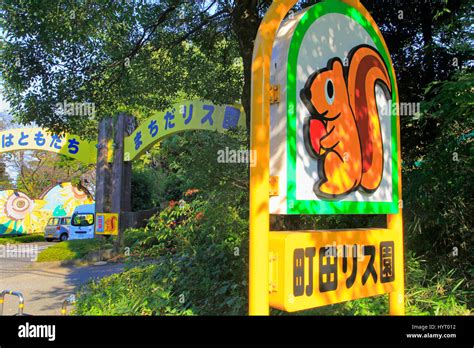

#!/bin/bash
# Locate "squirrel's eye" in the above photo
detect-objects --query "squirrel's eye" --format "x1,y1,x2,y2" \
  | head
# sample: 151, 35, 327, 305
325, 79, 335, 105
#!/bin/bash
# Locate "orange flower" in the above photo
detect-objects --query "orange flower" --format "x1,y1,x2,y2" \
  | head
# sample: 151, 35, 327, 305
184, 189, 199, 197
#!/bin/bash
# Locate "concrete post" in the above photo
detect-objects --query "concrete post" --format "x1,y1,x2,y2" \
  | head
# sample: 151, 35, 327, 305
95, 118, 113, 215
111, 113, 135, 248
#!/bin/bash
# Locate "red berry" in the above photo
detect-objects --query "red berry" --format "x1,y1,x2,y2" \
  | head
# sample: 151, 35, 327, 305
309, 118, 326, 154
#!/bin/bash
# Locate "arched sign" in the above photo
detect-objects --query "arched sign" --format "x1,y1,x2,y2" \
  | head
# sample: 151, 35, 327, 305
269, 1, 399, 215
124, 100, 245, 161
0, 101, 244, 165
0, 128, 97, 165
249, 0, 404, 315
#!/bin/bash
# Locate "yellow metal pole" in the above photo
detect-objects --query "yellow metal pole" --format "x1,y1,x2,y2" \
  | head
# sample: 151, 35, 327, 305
388, 90, 405, 315
388, 212, 405, 315
384, 4, 405, 311
249, 0, 298, 315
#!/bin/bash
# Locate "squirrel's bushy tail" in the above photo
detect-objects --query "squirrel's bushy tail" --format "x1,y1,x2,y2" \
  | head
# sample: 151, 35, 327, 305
347, 46, 392, 193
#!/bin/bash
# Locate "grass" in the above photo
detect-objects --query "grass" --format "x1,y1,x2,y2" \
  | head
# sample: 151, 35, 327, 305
37, 239, 113, 262
74, 264, 193, 316
0, 234, 45, 245
404, 253, 472, 315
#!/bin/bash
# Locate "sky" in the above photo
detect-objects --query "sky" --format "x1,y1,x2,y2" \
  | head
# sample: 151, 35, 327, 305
0, 94, 9, 113
0, 93, 18, 181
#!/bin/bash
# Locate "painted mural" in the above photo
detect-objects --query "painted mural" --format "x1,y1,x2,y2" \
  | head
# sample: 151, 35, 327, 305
0, 182, 94, 235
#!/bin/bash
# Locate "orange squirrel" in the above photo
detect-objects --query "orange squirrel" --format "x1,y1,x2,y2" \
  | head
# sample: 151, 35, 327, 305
105, 216, 117, 232
301, 45, 392, 199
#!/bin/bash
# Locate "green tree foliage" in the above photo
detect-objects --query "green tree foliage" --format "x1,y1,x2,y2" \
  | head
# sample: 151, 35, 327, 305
0, 116, 11, 189
354, 0, 473, 177
130, 127, 249, 210
403, 71, 473, 276
0, 1, 243, 136
130, 168, 166, 211
6, 150, 93, 197
0, 160, 9, 190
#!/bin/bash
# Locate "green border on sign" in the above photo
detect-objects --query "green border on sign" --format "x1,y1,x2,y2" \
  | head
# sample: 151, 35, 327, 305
286, 1, 399, 215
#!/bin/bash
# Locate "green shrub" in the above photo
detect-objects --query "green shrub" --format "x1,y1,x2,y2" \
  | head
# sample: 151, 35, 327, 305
123, 189, 249, 315
75, 264, 193, 316
123, 228, 150, 249
78, 129, 250, 315
404, 252, 471, 315
131, 168, 166, 211
403, 71, 473, 277
0, 234, 44, 245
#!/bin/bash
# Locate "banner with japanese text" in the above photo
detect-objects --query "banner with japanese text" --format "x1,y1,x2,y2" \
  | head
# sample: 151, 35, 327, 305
124, 100, 245, 161
0, 128, 97, 165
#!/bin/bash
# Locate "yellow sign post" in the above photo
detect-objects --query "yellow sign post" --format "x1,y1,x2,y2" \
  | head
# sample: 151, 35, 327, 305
249, 0, 405, 315
249, 0, 296, 316
269, 228, 403, 312
95, 213, 119, 236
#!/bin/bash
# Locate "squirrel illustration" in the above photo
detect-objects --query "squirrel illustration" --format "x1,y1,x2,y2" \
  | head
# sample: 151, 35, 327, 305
301, 44, 392, 199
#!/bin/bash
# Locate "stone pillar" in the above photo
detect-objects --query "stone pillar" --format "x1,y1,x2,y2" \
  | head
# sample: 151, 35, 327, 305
95, 118, 113, 215
111, 113, 135, 248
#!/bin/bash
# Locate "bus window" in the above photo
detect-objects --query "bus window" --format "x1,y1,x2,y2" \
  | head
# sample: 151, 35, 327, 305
72, 214, 94, 226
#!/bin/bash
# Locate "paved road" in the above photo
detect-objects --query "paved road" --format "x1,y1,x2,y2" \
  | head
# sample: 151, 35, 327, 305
0, 242, 124, 315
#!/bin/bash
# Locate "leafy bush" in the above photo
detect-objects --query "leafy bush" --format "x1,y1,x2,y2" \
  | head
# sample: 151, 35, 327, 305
77, 129, 250, 315
123, 228, 150, 250
403, 71, 473, 277
0, 234, 44, 244
128, 190, 248, 314
131, 168, 166, 211
75, 264, 193, 316
76, 188, 249, 315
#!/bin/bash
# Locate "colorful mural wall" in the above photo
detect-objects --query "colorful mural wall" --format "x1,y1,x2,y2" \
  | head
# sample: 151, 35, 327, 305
0, 182, 94, 236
